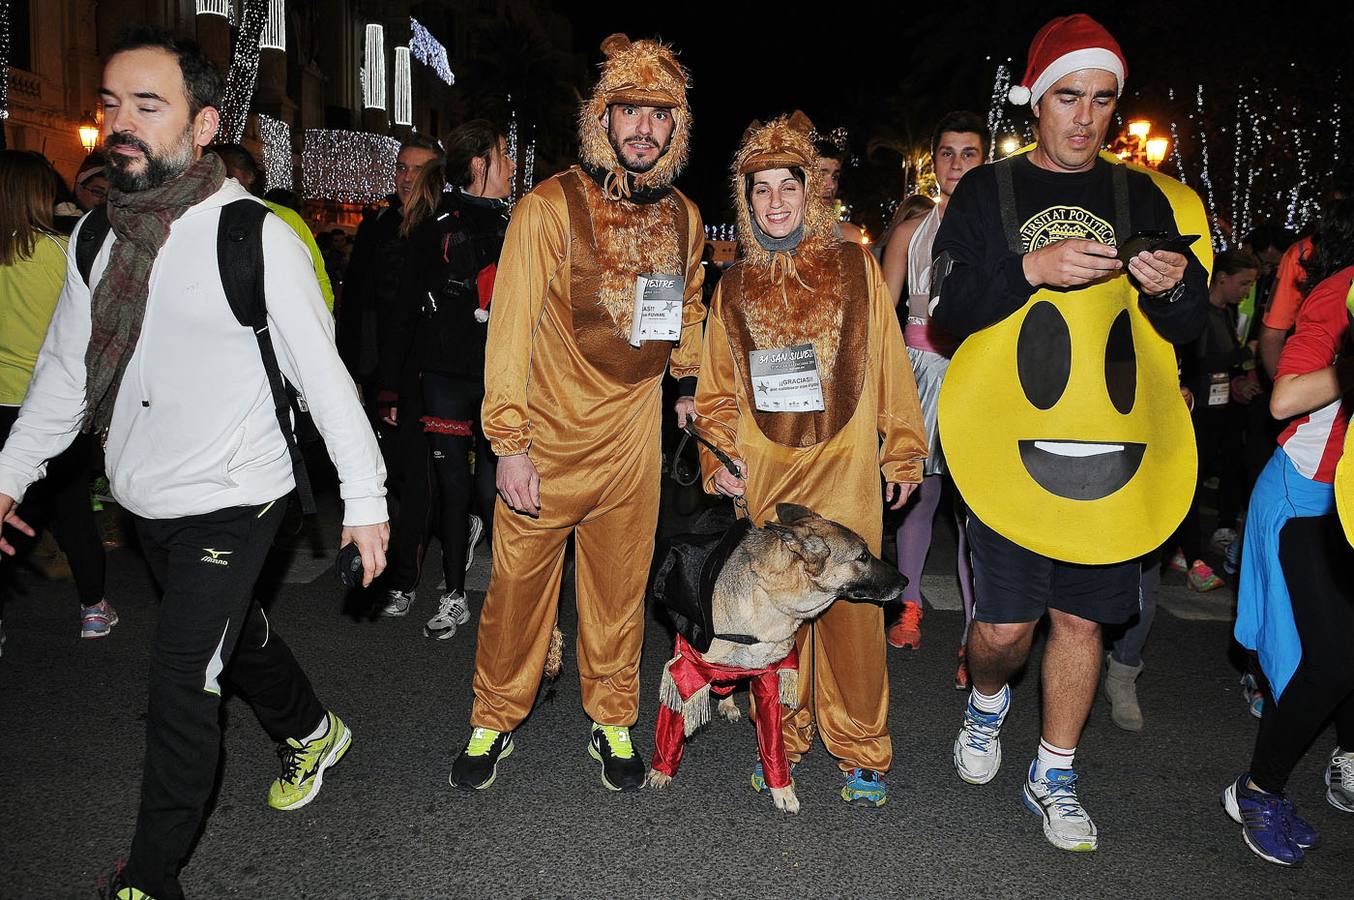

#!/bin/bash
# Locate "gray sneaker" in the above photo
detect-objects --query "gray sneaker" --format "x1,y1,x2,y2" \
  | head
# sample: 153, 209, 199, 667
1327, 747, 1354, 812
380, 589, 416, 617
424, 590, 470, 640
953, 687, 1010, 785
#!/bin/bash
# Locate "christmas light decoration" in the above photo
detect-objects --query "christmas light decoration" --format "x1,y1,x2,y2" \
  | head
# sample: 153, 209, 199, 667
0, 0, 11, 125
260, 0, 286, 52
506, 98, 519, 209
302, 129, 400, 202
220, 0, 267, 142
196, 0, 233, 18
522, 127, 536, 195
393, 46, 412, 126
258, 113, 292, 191
363, 24, 386, 111
410, 17, 454, 86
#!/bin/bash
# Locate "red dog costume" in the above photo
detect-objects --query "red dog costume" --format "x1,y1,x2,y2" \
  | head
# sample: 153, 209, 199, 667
650, 633, 799, 789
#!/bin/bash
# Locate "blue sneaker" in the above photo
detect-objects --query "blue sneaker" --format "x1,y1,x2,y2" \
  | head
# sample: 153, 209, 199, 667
1241, 673, 1264, 719
1221, 775, 1306, 865
841, 768, 887, 807
750, 760, 796, 793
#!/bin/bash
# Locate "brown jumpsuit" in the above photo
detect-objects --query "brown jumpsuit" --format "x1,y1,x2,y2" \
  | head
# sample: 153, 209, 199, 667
471, 169, 705, 732
695, 242, 926, 772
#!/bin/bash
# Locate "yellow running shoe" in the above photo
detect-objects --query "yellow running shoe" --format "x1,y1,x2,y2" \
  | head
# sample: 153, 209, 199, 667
267, 711, 352, 811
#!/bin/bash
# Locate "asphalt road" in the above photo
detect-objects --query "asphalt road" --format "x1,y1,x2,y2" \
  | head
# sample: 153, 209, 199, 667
1, 492, 1348, 899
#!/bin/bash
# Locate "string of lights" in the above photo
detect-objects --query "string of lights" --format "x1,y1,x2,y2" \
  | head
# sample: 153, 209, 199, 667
220, 0, 267, 142
506, 97, 519, 210
258, 113, 292, 191
522, 127, 536, 195
0, 0, 11, 125
195, 0, 233, 18
410, 17, 454, 86
393, 46, 412, 126
261, 0, 286, 52
302, 128, 399, 202
363, 24, 386, 111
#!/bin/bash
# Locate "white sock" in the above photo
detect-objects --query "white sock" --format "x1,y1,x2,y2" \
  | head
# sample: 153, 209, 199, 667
1033, 738, 1075, 781
301, 714, 329, 744
970, 684, 1010, 715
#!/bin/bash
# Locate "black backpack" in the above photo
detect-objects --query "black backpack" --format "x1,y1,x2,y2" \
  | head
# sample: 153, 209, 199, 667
75, 200, 317, 515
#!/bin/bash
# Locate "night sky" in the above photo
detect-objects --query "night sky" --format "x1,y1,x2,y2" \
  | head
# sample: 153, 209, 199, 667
566, 3, 1351, 226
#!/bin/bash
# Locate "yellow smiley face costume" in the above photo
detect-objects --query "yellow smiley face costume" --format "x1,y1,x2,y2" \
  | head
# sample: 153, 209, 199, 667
939, 150, 1213, 565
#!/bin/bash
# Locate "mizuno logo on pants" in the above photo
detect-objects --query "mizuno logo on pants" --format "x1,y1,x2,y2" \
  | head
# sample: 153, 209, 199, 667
201, 548, 233, 566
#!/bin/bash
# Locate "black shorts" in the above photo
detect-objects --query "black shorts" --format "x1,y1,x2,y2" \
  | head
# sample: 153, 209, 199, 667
967, 514, 1140, 625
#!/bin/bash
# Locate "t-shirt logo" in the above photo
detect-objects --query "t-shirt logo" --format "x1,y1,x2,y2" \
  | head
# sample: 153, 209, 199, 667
1020, 206, 1116, 252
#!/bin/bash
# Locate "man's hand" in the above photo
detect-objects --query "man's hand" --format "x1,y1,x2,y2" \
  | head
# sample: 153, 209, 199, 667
712, 459, 747, 498
1128, 249, 1188, 296
885, 482, 917, 511
339, 521, 389, 588
376, 390, 398, 427
0, 492, 36, 557
1023, 239, 1122, 288
674, 396, 696, 430
497, 453, 541, 516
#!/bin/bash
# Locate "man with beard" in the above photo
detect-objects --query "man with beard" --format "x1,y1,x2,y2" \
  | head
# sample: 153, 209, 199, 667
0, 28, 387, 899
450, 34, 705, 793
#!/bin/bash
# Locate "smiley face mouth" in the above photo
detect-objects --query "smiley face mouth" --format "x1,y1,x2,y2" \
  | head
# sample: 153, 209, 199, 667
1017, 440, 1147, 501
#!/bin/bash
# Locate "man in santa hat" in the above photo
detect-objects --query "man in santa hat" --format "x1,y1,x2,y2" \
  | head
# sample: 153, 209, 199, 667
931, 14, 1209, 851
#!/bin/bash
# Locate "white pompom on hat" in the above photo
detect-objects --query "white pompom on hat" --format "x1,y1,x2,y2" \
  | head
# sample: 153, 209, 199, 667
1008, 14, 1127, 108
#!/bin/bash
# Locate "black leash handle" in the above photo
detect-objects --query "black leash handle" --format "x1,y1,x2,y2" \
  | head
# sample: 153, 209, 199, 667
678, 416, 742, 479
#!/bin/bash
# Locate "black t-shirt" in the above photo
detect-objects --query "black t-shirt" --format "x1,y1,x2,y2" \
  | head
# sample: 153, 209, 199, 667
931, 154, 1208, 345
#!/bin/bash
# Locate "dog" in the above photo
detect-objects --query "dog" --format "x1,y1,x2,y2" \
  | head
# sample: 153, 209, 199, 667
646, 502, 907, 813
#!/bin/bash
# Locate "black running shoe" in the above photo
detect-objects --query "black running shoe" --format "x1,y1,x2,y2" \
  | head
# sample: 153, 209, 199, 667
589, 723, 644, 791
450, 727, 513, 790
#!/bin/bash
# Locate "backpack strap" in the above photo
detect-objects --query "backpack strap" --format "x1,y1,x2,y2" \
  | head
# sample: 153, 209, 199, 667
993, 158, 1024, 255
75, 205, 112, 286
1111, 161, 1132, 246
217, 199, 317, 515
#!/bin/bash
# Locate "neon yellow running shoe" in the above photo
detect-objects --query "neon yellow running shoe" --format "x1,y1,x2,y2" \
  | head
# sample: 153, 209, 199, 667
589, 723, 644, 791
267, 711, 352, 811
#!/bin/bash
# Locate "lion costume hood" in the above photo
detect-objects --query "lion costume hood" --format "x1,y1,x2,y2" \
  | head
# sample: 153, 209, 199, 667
578, 33, 692, 202
728, 111, 846, 374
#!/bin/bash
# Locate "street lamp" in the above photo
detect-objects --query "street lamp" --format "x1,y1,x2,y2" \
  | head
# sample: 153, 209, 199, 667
1112, 119, 1169, 168
78, 113, 100, 153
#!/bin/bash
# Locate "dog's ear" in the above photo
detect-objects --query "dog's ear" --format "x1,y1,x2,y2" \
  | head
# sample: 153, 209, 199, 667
765, 522, 830, 576
775, 503, 816, 526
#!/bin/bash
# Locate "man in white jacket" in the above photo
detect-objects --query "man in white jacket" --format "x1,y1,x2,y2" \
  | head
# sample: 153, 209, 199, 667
0, 28, 388, 900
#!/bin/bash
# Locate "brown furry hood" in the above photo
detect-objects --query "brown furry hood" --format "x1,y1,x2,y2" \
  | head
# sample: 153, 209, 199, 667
578, 34, 692, 201
731, 111, 837, 269
729, 112, 845, 375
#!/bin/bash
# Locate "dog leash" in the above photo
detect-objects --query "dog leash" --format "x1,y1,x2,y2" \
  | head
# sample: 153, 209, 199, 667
673, 417, 749, 516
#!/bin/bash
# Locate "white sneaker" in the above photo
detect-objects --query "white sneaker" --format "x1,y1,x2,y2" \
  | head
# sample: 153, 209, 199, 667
380, 589, 416, 617
466, 514, 484, 571
1023, 762, 1099, 851
424, 590, 470, 640
953, 687, 1009, 785
1327, 747, 1354, 813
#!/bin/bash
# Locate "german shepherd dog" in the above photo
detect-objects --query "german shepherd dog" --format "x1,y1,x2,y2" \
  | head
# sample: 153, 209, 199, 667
646, 503, 907, 813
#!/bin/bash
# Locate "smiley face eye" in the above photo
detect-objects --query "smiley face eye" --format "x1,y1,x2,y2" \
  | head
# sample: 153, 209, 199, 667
1017, 301, 1071, 410
1104, 309, 1137, 415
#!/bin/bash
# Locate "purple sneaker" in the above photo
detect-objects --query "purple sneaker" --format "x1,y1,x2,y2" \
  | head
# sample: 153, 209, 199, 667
1221, 775, 1307, 865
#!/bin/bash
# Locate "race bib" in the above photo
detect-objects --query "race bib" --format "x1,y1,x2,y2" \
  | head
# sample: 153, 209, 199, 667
749, 343, 825, 412
1208, 372, 1230, 407
628, 273, 685, 346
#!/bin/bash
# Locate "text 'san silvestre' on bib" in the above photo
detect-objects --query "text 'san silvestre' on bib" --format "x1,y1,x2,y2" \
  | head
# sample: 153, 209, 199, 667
628, 273, 684, 346
749, 343, 825, 413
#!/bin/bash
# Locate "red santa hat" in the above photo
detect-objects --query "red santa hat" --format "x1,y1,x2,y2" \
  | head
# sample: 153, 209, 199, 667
1008, 14, 1127, 108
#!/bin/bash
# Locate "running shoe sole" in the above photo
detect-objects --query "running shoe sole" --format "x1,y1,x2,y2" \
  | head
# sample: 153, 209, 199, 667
841, 788, 887, 808
1221, 782, 1303, 864
424, 604, 470, 640
450, 738, 513, 791
1023, 783, 1097, 852
271, 724, 352, 812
